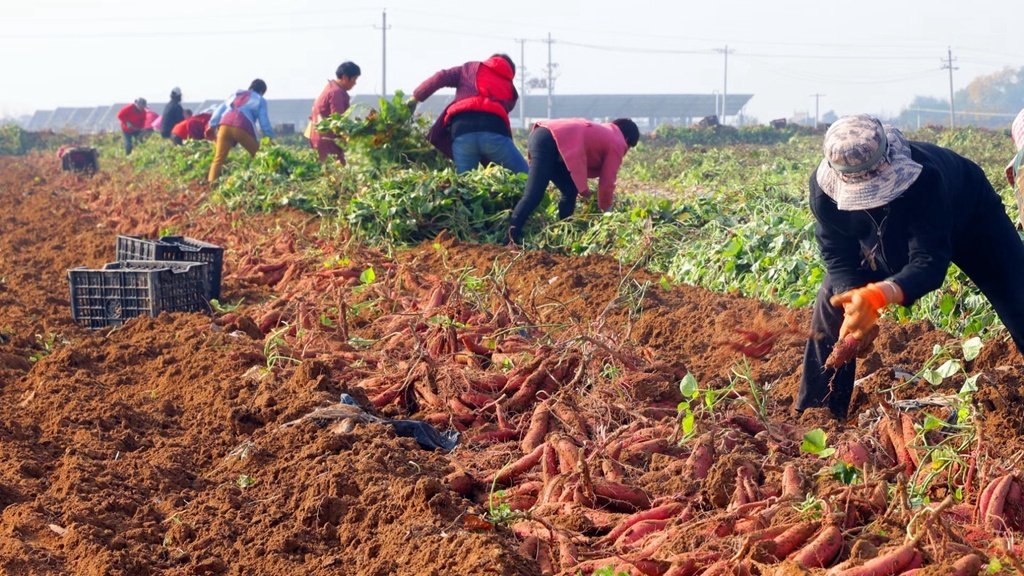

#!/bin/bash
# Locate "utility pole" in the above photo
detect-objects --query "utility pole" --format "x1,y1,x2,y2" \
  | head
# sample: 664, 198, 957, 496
375, 10, 391, 97
517, 38, 527, 128
715, 45, 734, 124
544, 33, 556, 118
810, 93, 826, 129
941, 46, 957, 127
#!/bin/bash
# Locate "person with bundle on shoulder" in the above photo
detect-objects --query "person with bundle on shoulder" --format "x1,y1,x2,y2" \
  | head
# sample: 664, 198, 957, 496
796, 114, 1024, 421
206, 78, 276, 183
506, 117, 640, 246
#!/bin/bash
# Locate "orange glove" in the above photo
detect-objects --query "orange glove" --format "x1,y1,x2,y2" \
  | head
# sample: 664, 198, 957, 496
829, 282, 902, 341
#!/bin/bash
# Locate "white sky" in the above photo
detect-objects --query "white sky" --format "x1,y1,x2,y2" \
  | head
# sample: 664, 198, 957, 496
1, 0, 1021, 122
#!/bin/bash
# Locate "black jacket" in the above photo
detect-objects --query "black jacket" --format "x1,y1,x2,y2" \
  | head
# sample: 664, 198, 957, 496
160, 100, 184, 139
810, 141, 999, 305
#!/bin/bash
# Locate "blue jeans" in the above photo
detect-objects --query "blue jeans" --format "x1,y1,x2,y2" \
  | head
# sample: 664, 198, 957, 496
451, 132, 528, 175
123, 131, 141, 155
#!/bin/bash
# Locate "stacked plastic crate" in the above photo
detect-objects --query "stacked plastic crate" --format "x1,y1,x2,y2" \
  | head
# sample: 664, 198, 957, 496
67, 236, 224, 329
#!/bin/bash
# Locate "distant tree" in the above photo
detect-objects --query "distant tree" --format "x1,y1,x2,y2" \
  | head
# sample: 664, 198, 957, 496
895, 66, 1024, 129
821, 110, 838, 124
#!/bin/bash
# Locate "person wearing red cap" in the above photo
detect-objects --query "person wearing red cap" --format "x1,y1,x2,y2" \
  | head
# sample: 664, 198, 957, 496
797, 114, 1024, 420
116, 98, 147, 155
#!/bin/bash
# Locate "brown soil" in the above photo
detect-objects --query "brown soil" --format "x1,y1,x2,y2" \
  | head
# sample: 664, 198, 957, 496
1, 153, 1022, 575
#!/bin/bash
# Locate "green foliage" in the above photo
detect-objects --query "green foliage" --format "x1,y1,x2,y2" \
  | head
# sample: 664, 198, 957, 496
212, 143, 335, 213
87, 123, 1018, 347
316, 90, 447, 171
800, 428, 835, 458
342, 165, 526, 244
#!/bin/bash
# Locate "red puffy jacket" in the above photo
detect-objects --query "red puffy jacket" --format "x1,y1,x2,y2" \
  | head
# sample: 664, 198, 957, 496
414, 55, 518, 158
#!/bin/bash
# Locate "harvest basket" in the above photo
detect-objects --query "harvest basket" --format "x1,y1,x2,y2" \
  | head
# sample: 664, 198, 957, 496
116, 235, 224, 300
68, 260, 210, 329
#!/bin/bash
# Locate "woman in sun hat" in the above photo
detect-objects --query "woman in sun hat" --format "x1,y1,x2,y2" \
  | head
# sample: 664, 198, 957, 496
796, 114, 1024, 420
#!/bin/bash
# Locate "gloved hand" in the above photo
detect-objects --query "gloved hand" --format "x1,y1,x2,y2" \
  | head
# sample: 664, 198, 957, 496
405, 97, 418, 114
829, 282, 900, 341
125, 122, 136, 130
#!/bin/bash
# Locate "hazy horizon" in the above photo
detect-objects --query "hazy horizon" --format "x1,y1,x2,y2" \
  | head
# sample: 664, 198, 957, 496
3, 0, 1021, 124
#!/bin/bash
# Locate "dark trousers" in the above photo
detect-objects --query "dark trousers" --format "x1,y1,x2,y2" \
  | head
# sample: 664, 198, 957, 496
122, 131, 140, 155
508, 127, 581, 242
798, 188, 1024, 418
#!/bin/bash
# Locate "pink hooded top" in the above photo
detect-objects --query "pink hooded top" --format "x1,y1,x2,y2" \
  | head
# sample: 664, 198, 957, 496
534, 119, 629, 211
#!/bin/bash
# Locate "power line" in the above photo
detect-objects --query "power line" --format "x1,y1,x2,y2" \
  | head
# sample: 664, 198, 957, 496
0, 23, 370, 39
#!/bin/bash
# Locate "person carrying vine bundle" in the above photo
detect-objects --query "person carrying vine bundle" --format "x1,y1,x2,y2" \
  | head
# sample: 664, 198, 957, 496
797, 114, 1024, 420
307, 61, 360, 163
506, 118, 640, 246
206, 79, 276, 183
409, 54, 528, 175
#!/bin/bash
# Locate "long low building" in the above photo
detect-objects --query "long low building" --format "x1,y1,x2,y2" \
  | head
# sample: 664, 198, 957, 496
25, 93, 753, 134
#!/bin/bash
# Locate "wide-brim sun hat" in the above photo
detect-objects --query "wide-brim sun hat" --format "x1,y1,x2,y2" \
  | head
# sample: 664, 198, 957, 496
815, 114, 922, 211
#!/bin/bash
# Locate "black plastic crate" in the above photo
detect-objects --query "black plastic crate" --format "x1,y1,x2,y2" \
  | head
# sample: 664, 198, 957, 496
116, 235, 224, 300
60, 147, 99, 174
68, 260, 210, 329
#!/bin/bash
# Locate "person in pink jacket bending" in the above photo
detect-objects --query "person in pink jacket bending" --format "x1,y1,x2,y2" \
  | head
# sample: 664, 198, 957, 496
508, 118, 639, 245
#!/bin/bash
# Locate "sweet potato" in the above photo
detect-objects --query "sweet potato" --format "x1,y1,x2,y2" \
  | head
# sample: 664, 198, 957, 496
521, 400, 550, 454
781, 464, 804, 499
685, 435, 714, 480
613, 519, 670, 550
976, 473, 1003, 524
900, 413, 920, 468
487, 443, 545, 485
828, 541, 916, 576
470, 372, 508, 393
824, 324, 879, 370
984, 473, 1014, 531
791, 524, 843, 568
770, 521, 821, 559
593, 479, 652, 512
600, 502, 685, 546
950, 553, 984, 576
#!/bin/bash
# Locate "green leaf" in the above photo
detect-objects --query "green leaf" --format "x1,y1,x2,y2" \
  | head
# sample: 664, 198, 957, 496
959, 374, 980, 395
681, 410, 695, 436
829, 462, 858, 484
961, 336, 983, 361
659, 276, 672, 291
359, 267, 376, 284
679, 373, 699, 399
922, 368, 943, 385
936, 359, 961, 378
922, 414, 945, 432
801, 428, 833, 456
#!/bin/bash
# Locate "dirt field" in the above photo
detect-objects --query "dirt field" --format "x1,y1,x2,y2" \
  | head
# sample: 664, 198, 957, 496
1, 154, 1022, 575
